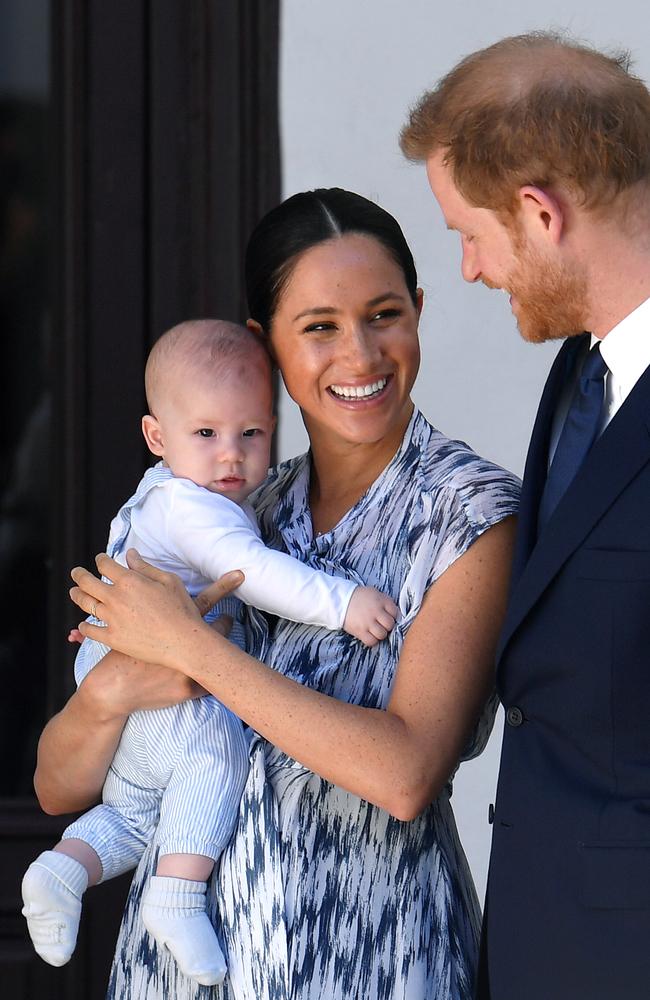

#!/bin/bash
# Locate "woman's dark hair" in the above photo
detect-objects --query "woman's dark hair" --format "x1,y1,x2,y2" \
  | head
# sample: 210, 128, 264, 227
245, 188, 418, 332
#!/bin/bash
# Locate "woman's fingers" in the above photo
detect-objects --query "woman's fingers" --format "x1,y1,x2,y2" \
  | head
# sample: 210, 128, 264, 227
69, 581, 108, 620
76, 618, 111, 643
121, 548, 171, 582
194, 570, 245, 618
70, 564, 112, 598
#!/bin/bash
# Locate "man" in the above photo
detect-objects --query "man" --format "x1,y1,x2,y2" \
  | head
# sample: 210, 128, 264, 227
401, 32, 650, 1000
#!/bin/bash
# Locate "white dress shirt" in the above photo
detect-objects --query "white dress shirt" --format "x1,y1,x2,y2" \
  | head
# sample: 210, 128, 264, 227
548, 295, 650, 466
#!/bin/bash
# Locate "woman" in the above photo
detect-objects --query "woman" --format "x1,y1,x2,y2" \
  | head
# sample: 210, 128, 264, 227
38, 189, 519, 999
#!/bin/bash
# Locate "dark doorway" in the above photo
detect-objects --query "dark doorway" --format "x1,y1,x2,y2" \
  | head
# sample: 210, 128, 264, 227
0, 2, 280, 995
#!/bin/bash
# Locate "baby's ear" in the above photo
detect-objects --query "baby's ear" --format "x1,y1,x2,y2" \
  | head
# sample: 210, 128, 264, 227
142, 414, 165, 457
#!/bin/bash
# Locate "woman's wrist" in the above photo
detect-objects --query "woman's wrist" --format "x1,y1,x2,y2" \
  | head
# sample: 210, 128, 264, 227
167, 617, 226, 680
75, 656, 133, 725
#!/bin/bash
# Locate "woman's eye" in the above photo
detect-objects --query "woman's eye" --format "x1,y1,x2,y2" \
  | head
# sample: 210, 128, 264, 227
197, 428, 214, 438
370, 308, 401, 323
304, 321, 336, 333
242, 428, 260, 438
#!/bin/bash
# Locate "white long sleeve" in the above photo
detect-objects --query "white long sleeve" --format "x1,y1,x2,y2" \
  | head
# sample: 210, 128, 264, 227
123, 477, 356, 631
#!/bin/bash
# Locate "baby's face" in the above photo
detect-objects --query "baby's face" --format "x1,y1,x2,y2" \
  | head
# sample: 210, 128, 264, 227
154, 365, 274, 504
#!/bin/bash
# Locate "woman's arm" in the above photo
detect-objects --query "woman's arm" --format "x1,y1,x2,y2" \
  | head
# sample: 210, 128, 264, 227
35, 573, 242, 815
71, 518, 516, 821
34, 651, 205, 814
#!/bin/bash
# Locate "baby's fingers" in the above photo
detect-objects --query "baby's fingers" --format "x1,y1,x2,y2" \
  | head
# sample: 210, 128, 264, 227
376, 608, 397, 632
367, 621, 389, 643
383, 598, 400, 620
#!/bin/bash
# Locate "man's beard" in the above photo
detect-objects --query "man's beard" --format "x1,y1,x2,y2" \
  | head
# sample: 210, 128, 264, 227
504, 242, 590, 344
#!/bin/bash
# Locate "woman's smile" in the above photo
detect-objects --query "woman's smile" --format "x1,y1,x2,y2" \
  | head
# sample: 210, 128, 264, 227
328, 374, 391, 402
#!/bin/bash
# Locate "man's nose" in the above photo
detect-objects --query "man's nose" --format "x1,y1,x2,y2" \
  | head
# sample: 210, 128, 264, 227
461, 238, 482, 283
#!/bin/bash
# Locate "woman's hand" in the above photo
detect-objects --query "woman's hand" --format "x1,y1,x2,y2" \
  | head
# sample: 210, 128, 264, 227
79, 649, 207, 721
69, 550, 243, 670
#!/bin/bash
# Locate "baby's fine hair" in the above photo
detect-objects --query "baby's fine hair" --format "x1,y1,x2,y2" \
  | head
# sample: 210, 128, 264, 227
145, 319, 270, 414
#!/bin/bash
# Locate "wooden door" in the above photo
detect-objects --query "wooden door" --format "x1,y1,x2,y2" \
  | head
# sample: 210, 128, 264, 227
0, 2, 280, 995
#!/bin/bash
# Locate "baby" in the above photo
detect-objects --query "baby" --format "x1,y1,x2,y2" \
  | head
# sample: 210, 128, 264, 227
21, 319, 398, 987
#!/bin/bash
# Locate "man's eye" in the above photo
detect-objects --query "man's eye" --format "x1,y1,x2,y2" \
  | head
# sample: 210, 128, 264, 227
198, 428, 214, 438
243, 428, 260, 438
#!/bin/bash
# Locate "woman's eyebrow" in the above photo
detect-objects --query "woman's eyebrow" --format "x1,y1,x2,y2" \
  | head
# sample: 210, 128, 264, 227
292, 291, 407, 323
366, 292, 407, 307
292, 306, 338, 322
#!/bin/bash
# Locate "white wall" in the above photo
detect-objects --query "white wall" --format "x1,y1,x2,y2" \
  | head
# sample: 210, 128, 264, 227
279, 0, 650, 901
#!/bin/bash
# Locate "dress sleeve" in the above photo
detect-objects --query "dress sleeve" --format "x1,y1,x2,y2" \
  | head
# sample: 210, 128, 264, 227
163, 482, 357, 631
426, 474, 519, 591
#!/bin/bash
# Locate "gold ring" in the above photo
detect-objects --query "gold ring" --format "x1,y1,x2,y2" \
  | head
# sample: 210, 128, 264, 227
90, 602, 97, 618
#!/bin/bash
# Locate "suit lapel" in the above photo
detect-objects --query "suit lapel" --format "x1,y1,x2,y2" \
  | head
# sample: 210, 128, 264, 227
510, 336, 586, 584
498, 343, 650, 662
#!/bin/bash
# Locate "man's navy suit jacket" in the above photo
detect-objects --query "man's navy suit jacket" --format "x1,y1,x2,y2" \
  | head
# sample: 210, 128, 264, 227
478, 333, 650, 1000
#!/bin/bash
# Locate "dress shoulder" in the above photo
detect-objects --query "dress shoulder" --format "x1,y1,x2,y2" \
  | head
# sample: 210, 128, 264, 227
414, 414, 520, 526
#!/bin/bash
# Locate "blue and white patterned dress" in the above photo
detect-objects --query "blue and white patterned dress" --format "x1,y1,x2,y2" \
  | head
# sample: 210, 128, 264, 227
107, 408, 519, 1000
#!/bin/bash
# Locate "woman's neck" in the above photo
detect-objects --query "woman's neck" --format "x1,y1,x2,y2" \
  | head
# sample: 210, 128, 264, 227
307, 403, 413, 536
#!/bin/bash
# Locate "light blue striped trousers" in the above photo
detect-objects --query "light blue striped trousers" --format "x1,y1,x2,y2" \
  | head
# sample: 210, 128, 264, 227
63, 632, 249, 882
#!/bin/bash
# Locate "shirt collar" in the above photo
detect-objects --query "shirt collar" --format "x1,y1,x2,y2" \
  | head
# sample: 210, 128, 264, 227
592, 295, 650, 400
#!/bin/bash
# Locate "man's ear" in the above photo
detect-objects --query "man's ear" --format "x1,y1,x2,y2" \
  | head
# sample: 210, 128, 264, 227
142, 414, 165, 457
517, 185, 565, 245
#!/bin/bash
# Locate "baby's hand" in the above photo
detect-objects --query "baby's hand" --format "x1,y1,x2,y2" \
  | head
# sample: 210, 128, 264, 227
343, 586, 399, 647
67, 628, 84, 644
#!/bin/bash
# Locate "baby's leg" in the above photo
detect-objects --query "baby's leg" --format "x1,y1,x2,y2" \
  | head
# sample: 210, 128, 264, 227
22, 757, 160, 968
142, 856, 227, 987
21, 839, 101, 967
142, 702, 249, 987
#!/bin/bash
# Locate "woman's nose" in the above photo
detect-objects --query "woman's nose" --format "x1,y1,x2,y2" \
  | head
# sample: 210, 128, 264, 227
342, 325, 382, 369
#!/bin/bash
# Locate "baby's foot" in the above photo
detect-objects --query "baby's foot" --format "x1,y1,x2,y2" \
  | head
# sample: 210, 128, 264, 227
21, 851, 88, 966
142, 875, 227, 986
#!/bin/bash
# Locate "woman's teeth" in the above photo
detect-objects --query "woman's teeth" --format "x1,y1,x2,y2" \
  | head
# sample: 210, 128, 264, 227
329, 378, 387, 399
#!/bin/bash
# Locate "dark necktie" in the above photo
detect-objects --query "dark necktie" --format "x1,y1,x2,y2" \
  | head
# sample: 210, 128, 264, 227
537, 342, 608, 533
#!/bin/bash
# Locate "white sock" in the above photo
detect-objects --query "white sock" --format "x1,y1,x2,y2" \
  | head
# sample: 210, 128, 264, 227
142, 875, 226, 987
21, 850, 89, 967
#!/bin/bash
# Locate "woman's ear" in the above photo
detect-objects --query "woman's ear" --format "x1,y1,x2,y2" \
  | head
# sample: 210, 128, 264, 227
415, 287, 424, 319
246, 317, 277, 364
142, 414, 165, 457
246, 318, 263, 336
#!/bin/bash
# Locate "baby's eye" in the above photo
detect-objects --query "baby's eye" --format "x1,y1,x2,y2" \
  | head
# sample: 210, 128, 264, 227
197, 428, 214, 438
242, 428, 261, 438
